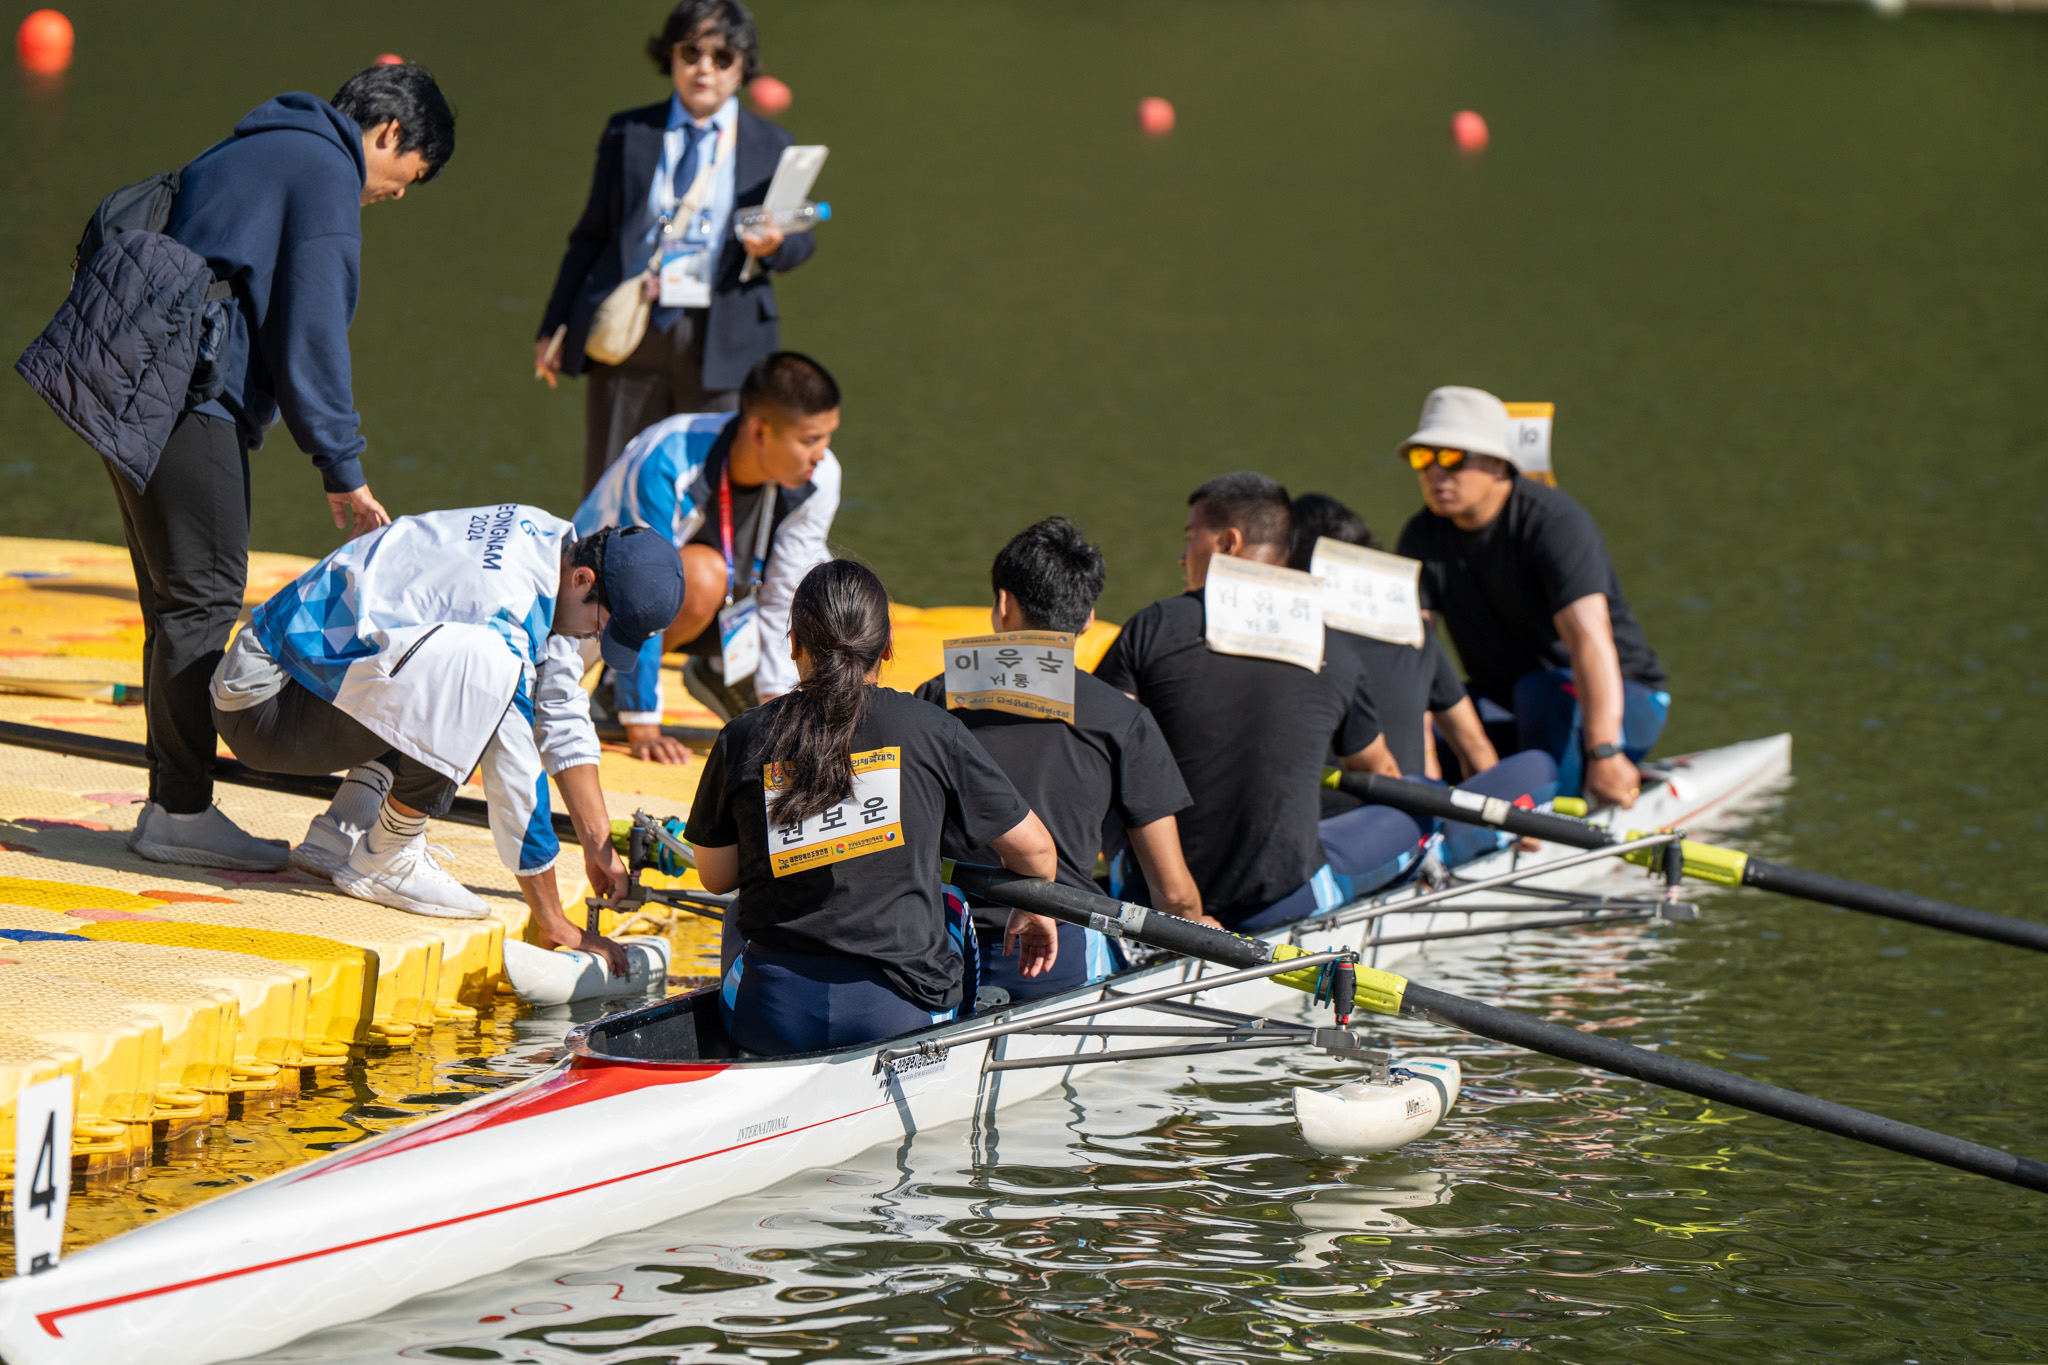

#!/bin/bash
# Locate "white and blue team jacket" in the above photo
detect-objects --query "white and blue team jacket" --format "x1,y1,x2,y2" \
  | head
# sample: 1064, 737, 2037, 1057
573, 411, 839, 722
247, 505, 601, 877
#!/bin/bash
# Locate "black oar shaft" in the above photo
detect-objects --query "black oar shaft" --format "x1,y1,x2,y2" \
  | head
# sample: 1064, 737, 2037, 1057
1402, 983, 2048, 1193
0, 718, 580, 842
949, 860, 2048, 1196
1337, 770, 2048, 955
1741, 859, 2048, 954
1335, 772, 1609, 848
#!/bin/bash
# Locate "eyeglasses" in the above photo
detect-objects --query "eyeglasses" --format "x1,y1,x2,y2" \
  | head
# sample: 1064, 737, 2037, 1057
1404, 446, 1471, 471
675, 41, 738, 70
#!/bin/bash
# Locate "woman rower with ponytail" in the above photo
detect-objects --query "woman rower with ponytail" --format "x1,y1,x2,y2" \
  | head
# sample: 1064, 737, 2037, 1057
687, 559, 1060, 1054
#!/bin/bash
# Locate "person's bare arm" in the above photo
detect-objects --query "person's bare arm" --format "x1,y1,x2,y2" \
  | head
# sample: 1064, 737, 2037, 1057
988, 811, 1059, 977
1431, 697, 1499, 777
1124, 815, 1217, 928
694, 843, 738, 895
1553, 592, 1638, 809
1338, 733, 1401, 777
517, 868, 629, 976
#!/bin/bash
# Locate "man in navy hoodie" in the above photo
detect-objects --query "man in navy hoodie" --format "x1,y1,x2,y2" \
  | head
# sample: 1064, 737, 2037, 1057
120, 63, 456, 872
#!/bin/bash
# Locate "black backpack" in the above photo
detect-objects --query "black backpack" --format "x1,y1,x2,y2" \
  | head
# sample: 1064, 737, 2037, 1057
73, 168, 233, 405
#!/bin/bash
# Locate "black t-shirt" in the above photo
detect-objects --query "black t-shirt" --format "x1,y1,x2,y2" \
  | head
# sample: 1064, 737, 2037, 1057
1093, 592, 1379, 921
913, 669, 1192, 894
684, 686, 1030, 1009
1395, 478, 1665, 708
1328, 629, 1468, 776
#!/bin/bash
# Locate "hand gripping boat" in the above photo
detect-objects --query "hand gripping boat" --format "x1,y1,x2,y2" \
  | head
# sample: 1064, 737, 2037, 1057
0, 736, 1791, 1365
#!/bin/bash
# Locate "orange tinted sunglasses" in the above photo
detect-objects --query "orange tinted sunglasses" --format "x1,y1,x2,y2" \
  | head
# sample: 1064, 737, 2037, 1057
1404, 446, 1470, 471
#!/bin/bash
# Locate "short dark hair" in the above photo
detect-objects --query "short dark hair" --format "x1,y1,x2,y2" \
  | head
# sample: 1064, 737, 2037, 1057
1188, 472, 1291, 551
647, 0, 763, 82
1286, 493, 1376, 572
567, 526, 628, 607
739, 351, 840, 421
332, 63, 456, 179
991, 518, 1104, 634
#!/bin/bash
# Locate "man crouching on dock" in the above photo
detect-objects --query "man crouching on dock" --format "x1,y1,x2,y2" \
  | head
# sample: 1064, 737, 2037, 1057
207, 509, 684, 973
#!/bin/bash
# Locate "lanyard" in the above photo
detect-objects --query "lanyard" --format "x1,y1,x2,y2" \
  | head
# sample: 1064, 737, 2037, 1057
717, 463, 775, 606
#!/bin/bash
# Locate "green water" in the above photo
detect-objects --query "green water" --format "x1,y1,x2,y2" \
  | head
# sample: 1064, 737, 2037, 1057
5, 0, 2046, 1358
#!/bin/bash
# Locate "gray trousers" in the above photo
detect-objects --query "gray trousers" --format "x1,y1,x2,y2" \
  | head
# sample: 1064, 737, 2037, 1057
109, 411, 249, 813
212, 681, 457, 817
581, 311, 736, 494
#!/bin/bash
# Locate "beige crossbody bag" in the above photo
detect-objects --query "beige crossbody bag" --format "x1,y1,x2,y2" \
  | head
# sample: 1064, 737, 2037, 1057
585, 118, 736, 366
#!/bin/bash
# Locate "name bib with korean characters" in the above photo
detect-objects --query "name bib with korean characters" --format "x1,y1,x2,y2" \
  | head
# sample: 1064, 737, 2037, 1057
941, 630, 1077, 723
764, 747, 904, 877
1310, 538, 1425, 647
1203, 555, 1324, 671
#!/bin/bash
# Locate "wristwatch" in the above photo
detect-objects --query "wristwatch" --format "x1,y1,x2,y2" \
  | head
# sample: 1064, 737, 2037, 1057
1584, 741, 1626, 762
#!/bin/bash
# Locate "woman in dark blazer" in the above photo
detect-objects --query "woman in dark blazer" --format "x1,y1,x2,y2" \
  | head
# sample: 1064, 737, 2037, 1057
536, 0, 818, 492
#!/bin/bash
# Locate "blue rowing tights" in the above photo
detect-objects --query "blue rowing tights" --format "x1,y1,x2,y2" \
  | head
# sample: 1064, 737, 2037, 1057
720, 891, 976, 1055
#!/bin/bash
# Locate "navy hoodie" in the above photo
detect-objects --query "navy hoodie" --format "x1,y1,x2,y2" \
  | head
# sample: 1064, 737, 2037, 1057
167, 94, 368, 492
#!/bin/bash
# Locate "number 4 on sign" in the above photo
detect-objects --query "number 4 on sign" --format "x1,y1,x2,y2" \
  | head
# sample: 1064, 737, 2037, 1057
14, 1075, 71, 1275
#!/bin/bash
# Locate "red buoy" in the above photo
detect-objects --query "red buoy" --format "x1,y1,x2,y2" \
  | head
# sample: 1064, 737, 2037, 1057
747, 75, 792, 115
16, 9, 74, 75
373, 52, 403, 66
1138, 96, 1175, 136
1452, 109, 1489, 154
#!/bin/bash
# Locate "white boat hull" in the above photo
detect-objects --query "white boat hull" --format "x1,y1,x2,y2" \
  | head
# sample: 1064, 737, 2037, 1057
0, 734, 1789, 1365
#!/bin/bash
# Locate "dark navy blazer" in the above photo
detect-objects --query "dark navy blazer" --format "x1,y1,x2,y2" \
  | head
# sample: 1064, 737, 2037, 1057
539, 101, 817, 390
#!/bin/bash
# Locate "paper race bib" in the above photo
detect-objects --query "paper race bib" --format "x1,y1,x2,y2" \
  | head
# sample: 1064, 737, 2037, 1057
942, 631, 1076, 723
658, 248, 713, 308
719, 595, 760, 684
1203, 555, 1323, 671
764, 747, 903, 877
1505, 401, 1556, 486
1310, 538, 1425, 647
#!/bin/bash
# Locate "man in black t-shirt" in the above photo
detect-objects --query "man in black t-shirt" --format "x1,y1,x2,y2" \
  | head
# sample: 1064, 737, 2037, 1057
1392, 387, 1670, 808
1095, 473, 1426, 932
1288, 493, 1500, 791
916, 517, 1210, 1001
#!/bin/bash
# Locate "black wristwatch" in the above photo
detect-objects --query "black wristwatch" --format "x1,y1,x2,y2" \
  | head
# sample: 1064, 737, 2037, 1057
1584, 741, 1626, 762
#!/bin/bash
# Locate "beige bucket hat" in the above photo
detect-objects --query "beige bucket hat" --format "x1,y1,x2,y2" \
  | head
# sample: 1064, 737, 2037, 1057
1399, 386, 1518, 467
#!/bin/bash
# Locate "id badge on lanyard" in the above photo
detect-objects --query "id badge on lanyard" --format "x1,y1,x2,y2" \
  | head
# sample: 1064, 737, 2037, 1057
658, 216, 714, 309
717, 465, 772, 684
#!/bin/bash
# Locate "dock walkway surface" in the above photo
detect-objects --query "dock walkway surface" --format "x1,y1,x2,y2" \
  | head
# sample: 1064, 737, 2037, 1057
0, 535, 1114, 1262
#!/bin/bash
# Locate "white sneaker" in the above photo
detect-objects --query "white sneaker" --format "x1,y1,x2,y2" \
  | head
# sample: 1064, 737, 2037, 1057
130, 803, 290, 872
289, 811, 357, 880
334, 834, 489, 919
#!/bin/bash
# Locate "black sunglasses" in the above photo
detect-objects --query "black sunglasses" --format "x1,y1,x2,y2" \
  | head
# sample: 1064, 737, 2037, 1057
675, 41, 738, 71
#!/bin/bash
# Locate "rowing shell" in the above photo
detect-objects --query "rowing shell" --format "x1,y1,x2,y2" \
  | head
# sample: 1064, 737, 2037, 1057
0, 734, 1788, 1365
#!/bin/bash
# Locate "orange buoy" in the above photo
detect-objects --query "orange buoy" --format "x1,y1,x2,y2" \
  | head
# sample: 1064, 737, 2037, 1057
1138, 96, 1174, 136
16, 9, 74, 75
372, 52, 403, 66
748, 75, 791, 115
1452, 109, 1488, 154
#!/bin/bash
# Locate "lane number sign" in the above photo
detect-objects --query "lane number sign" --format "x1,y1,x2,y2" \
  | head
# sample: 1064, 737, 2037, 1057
14, 1075, 71, 1275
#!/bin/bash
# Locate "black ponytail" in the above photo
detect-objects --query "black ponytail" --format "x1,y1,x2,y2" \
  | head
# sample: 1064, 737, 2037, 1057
763, 559, 893, 825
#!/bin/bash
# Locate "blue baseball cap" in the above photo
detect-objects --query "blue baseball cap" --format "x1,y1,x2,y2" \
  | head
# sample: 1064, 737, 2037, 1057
594, 526, 684, 671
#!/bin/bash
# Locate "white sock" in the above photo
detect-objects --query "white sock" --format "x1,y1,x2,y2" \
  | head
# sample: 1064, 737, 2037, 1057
364, 801, 426, 855
329, 761, 393, 835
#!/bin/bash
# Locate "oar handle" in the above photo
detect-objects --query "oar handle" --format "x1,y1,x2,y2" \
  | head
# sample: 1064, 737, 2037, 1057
943, 861, 1408, 1014
1328, 771, 1615, 850
1402, 982, 2048, 1193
